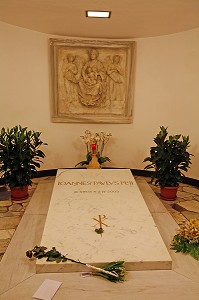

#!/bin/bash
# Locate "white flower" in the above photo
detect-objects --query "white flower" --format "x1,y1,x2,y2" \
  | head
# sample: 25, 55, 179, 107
80, 130, 111, 156
95, 133, 100, 142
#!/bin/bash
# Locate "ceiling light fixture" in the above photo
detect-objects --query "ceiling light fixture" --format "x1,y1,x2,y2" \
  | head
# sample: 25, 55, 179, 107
86, 10, 111, 18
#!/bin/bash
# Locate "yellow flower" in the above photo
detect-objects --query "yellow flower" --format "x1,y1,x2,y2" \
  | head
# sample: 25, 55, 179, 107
178, 219, 199, 243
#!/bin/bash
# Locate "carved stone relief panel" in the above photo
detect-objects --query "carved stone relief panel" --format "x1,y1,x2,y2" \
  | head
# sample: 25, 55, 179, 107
50, 38, 135, 123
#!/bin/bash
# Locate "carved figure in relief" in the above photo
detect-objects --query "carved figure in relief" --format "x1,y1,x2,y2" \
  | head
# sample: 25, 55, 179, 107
85, 67, 98, 85
78, 49, 106, 107
107, 55, 124, 108
62, 54, 78, 104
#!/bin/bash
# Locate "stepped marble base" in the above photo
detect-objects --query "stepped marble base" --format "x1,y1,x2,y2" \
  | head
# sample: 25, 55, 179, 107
36, 169, 172, 273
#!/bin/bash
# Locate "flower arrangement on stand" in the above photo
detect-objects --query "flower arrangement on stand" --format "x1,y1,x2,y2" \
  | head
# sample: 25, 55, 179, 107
171, 219, 199, 260
76, 130, 112, 168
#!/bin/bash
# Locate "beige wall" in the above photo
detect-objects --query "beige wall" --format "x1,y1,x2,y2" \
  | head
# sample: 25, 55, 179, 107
0, 22, 199, 179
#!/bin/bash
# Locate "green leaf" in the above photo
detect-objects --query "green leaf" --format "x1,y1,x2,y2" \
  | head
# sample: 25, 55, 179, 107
47, 256, 56, 262
62, 257, 68, 262
56, 257, 62, 263
95, 228, 104, 234
171, 234, 199, 260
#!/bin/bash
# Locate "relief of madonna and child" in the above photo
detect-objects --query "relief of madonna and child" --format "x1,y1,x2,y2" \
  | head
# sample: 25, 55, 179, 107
57, 47, 129, 116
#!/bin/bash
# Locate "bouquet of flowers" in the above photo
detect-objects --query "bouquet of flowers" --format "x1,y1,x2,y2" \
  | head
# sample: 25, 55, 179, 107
171, 219, 199, 260
76, 130, 111, 167
26, 246, 125, 283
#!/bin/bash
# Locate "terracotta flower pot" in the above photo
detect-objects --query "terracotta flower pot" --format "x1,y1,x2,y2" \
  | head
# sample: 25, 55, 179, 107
160, 186, 178, 201
11, 186, 29, 200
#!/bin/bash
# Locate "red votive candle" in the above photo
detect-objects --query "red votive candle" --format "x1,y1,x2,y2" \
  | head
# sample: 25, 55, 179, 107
92, 143, 96, 150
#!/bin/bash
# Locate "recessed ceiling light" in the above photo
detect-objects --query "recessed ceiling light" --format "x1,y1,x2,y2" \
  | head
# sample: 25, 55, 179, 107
86, 11, 111, 18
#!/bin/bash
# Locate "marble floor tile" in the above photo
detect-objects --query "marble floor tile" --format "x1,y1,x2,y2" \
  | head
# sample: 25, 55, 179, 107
0, 215, 22, 230
183, 186, 199, 195
9, 203, 25, 212
176, 200, 199, 213
0, 200, 12, 212
0, 230, 14, 239
0, 187, 10, 200
176, 191, 196, 200
181, 210, 199, 220
193, 195, 199, 202
0, 238, 10, 254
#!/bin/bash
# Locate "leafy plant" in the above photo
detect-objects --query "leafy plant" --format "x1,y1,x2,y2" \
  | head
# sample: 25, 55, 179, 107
26, 245, 125, 283
143, 126, 192, 187
171, 219, 199, 260
76, 151, 111, 167
0, 125, 47, 188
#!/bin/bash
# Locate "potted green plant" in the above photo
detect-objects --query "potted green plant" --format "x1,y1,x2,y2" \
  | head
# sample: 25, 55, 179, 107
143, 126, 192, 200
0, 125, 47, 200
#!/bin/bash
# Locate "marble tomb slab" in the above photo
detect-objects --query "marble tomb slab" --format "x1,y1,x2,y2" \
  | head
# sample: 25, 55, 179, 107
36, 169, 172, 273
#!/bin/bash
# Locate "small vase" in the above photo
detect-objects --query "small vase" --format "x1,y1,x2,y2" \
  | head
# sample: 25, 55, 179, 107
87, 154, 101, 169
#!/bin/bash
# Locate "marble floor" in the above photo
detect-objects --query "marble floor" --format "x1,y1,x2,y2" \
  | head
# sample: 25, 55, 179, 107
0, 175, 199, 262
0, 174, 199, 299
0, 179, 39, 261
145, 177, 199, 224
